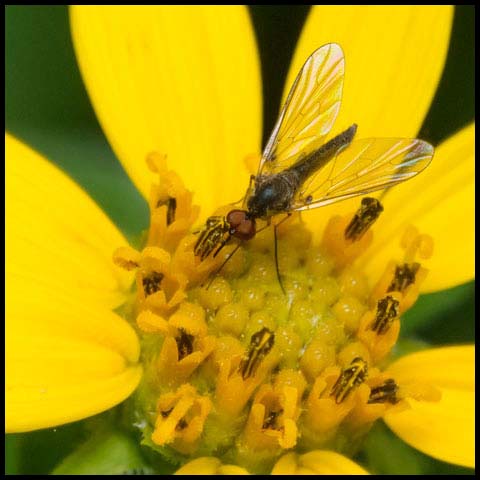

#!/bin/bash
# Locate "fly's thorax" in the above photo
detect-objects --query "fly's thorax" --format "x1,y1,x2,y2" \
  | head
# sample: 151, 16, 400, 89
247, 172, 301, 218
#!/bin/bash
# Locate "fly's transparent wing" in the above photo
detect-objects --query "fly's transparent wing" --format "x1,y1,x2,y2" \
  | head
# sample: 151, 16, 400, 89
259, 43, 345, 176
292, 138, 434, 210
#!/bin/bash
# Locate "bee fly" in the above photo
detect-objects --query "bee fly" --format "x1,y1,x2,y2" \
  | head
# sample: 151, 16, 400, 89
195, 43, 434, 291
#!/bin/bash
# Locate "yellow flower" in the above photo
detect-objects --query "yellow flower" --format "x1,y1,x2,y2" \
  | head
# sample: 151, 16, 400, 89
6, 5, 474, 475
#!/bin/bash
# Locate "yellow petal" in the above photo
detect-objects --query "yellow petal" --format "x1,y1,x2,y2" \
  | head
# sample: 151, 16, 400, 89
6, 134, 142, 432
6, 133, 133, 309
6, 275, 142, 432
286, 6, 453, 138
384, 345, 475, 468
6, 365, 142, 433
70, 6, 262, 217
175, 457, 249, 475
284, 6, 453, 240
271, 450, 369, 475
357, 123, 475, 292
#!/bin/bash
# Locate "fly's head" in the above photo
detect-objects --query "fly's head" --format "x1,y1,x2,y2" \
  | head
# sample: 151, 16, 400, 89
226, 209, 256, 241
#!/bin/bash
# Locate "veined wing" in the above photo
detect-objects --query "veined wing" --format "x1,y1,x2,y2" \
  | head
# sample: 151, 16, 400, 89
259, 43, 345, 176
291, 138, 434, 210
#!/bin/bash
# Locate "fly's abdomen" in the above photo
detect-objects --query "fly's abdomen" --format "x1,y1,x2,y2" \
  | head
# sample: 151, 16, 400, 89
289, 124, 358, 185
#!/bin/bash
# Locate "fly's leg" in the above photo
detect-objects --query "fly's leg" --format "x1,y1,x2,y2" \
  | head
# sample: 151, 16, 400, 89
273, 223, 285, 295
241, 174, 256, 209
273, 213, 292, 296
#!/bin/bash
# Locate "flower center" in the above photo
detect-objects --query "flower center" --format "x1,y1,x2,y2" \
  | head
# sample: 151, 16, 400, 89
113, 154, 438, 473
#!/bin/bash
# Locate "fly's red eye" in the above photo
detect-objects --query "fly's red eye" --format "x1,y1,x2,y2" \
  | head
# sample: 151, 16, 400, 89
226, 209, 247, 228
235, 218, 255, 239
226, 210, 256, 240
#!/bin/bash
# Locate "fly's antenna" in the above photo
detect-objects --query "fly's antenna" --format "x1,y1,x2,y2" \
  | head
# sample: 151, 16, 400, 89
205, 243, 242, 290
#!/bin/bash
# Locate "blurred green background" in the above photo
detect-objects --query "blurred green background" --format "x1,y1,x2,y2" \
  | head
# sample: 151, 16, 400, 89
5, 5, 474, 475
